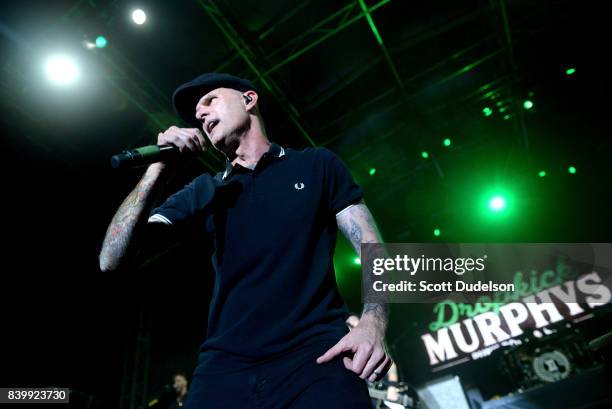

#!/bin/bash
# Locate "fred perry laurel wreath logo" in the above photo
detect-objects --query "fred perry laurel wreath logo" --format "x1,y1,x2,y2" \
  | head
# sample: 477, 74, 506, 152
294, 182, 305, 190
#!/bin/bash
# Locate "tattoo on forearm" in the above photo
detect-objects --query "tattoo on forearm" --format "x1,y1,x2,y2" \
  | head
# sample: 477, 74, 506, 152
336, 202, 388, 328
99, 170, 161, 271
363, 302, 388, 328
363, 302, 387, 318
336, 202, 381, 256
349, 218, 362, 246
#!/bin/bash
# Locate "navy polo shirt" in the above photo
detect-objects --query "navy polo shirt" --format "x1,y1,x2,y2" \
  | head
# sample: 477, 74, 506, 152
149, 143, 364, 374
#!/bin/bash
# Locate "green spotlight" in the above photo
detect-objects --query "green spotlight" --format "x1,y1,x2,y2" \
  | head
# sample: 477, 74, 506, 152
489, 195, 507, 212
566, 67, 576, 75
433, 228, 441, 237
504, 114, 511, 120
499, 107, 506, 113
443, 138, 451, 147
523, 100, 534, 110
483, 107, 493, 117
353, 257, 361, 265
538, 170, 546, 177
479, 188, 515, 221
421, 151, 429, 159
568, 166, 576, 174
369, 168, 376, 176
95, 36, 108, 48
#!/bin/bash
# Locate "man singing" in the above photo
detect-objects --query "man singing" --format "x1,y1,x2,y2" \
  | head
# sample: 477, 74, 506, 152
100, 73, 390, 408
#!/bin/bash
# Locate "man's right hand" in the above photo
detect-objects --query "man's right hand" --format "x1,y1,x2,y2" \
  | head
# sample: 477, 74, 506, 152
100, 126, 207, 272
158, 126, 206, 154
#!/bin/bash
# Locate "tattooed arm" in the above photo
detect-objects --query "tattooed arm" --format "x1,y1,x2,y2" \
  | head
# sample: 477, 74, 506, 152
99, 126, 206, 272
336, 200, 388, 331
317, 200, 392, 381
99, 163, 173, 272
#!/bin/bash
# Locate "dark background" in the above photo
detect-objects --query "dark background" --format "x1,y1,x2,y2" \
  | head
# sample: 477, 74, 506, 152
1, 0, 610, 407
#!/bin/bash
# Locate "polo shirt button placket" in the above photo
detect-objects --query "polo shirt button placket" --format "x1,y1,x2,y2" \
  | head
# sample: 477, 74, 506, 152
249, 171, 255, 203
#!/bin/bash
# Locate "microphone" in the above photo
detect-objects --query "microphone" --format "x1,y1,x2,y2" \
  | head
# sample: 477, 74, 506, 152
111, 144, 180, 169
145, 384, 174, 408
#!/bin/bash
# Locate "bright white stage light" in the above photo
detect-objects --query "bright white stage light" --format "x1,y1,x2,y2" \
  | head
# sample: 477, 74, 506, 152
45, 55, 78, 85
132, 9, 147, 25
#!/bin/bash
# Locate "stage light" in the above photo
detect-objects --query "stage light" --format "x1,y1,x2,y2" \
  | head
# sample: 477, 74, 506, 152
433, 228, 441, 237
499, 107, 506, 113
353, 257, 361, 265
503, 114, 511, 120
369, 168, 376, 176
443, 138, 451, 147
568, 166, 576, 174
421, 151, 429, 159
45, 55, 78, 85
479, 188, 516, 223
523, 100, 534, 110
95, 35, 108, 48
489, 195, 506, 212
483, 107, 493, 117
566, 67, 576, 75
538, 170, 546, 177
132, 9, 147, 25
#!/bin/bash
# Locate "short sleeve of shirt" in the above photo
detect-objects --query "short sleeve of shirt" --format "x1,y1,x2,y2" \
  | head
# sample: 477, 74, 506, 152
149, 173, 218, 225
319, 148, 364, 215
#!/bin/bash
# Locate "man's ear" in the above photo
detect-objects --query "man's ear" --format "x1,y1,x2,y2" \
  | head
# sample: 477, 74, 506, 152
243, 90, 258, 110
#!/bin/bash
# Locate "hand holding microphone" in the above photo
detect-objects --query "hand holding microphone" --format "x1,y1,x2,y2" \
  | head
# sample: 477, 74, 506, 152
111, 126, 206, 169
158, 126, 206, 153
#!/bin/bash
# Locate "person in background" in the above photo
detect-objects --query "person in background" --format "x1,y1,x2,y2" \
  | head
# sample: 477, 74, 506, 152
170, 373, 189, 409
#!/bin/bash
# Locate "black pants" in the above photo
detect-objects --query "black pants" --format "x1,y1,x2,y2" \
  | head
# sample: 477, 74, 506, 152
185, 341, 373, 409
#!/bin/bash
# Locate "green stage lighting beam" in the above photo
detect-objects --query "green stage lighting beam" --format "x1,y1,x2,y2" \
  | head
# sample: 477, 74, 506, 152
358, 0, 383, 45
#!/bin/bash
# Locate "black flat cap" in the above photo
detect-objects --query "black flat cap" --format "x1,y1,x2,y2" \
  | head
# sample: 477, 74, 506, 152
172, 72, 258, 127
